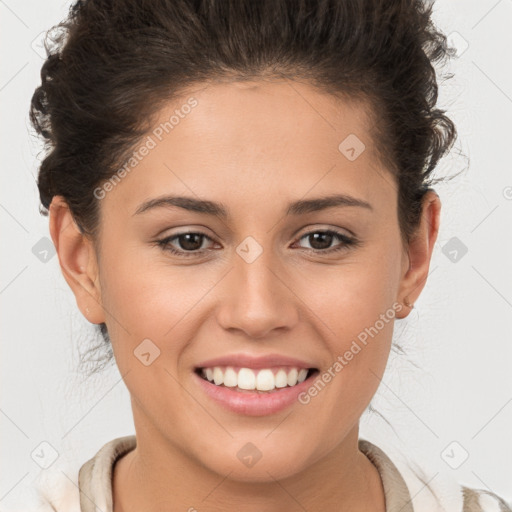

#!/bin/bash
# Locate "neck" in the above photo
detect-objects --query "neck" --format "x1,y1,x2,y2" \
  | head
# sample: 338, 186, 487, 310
112, 403, 386, 512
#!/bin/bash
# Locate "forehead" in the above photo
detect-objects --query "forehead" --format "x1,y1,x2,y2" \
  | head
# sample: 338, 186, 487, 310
172, 79, 375, 161
101, 79, 396, 217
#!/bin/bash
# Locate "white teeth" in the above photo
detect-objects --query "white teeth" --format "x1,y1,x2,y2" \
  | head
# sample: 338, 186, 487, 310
237, 368, 256, 390
223, 367, 238, 387
275, 369, 288, 388
287, 368, 298, 386
256, 369, 275, 391
213, 367, 224, 385
200, 366, 312, 391
297, 368, 308, 383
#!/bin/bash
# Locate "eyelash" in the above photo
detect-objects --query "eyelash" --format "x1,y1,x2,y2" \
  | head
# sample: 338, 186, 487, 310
155, 229, 360, 258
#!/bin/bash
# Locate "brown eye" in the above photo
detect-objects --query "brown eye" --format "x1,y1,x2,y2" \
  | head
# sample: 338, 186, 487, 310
174, 233, 205, 251
156, 232, 216, 257
295, 230, 357, 254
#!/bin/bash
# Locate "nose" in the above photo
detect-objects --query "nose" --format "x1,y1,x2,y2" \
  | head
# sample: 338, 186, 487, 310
215, 246, 299, 339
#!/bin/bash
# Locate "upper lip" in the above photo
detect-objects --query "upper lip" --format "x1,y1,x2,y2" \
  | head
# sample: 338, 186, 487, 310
195, 353, 317, 370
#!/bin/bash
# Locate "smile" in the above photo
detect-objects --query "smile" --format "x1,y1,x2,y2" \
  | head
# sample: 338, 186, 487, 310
193, 364, 320, 416
196, 366, 317, 393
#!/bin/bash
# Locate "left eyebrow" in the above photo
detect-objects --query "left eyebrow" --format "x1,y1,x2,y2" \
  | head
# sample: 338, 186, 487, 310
286, 194, 373, 215
132, 193, 373, 219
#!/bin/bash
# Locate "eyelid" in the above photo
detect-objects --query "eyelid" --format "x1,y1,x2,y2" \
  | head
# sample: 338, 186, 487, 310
292, 229, 358, 253
155, 225, 359, 258
292, 224, 356, 240
154, 230, 218, 257
154, 224, 218, 239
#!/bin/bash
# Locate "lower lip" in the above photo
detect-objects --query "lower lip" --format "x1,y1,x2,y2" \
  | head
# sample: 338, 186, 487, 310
193, 370, 318, 416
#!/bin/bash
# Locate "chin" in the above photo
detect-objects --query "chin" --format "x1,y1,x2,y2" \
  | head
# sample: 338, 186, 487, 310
194, 440, 317, 483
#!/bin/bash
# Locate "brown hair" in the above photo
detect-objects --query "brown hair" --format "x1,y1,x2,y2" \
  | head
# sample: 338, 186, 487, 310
30, 0, 458, 373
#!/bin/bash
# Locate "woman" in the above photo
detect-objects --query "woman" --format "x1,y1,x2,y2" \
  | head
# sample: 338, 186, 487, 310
26, 0, 511, 510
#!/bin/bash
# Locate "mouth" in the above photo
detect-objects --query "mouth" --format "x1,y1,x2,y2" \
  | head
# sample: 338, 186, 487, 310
194, 366, 320, 394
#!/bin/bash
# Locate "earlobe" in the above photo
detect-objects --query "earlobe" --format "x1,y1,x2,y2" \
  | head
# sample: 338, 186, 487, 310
48, 196, 105, 324
396, 189, 441, 319
403, 296, 415, 309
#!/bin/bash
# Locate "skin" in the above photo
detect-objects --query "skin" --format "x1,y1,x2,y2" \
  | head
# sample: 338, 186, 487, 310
49, 78, 441, 512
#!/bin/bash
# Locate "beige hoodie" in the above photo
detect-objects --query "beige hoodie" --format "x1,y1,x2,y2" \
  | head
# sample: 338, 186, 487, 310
15, 435, 512, 512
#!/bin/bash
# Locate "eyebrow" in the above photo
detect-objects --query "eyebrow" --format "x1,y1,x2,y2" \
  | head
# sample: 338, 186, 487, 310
133, 193, 373, 218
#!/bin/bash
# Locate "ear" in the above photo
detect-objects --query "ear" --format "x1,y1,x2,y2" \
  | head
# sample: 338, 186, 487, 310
395, 189, 441, 319
48, 196, 105, 324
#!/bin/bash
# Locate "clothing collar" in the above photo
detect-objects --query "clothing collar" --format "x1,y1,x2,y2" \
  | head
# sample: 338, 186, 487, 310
78, 435, 414, 512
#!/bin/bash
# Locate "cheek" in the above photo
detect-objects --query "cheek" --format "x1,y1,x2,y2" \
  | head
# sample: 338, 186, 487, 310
97, 243, 218, 367
293, 244, 401, 411
97, 243, 166, 353
298, 243, 401, 342
295, 282, 397, 454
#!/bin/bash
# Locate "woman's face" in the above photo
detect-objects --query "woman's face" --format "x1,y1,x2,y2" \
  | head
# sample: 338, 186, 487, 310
54, 79, 438, 482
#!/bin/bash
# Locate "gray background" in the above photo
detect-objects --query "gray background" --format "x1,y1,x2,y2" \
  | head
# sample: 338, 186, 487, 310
1, 0, 511, 508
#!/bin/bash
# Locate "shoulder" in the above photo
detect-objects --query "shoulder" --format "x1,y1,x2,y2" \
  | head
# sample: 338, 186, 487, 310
3, 466, 81, 512
398, 455, 512, 511
460, 485, 512, 512
5, 436, 136, 512
359, 438, 512, 512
